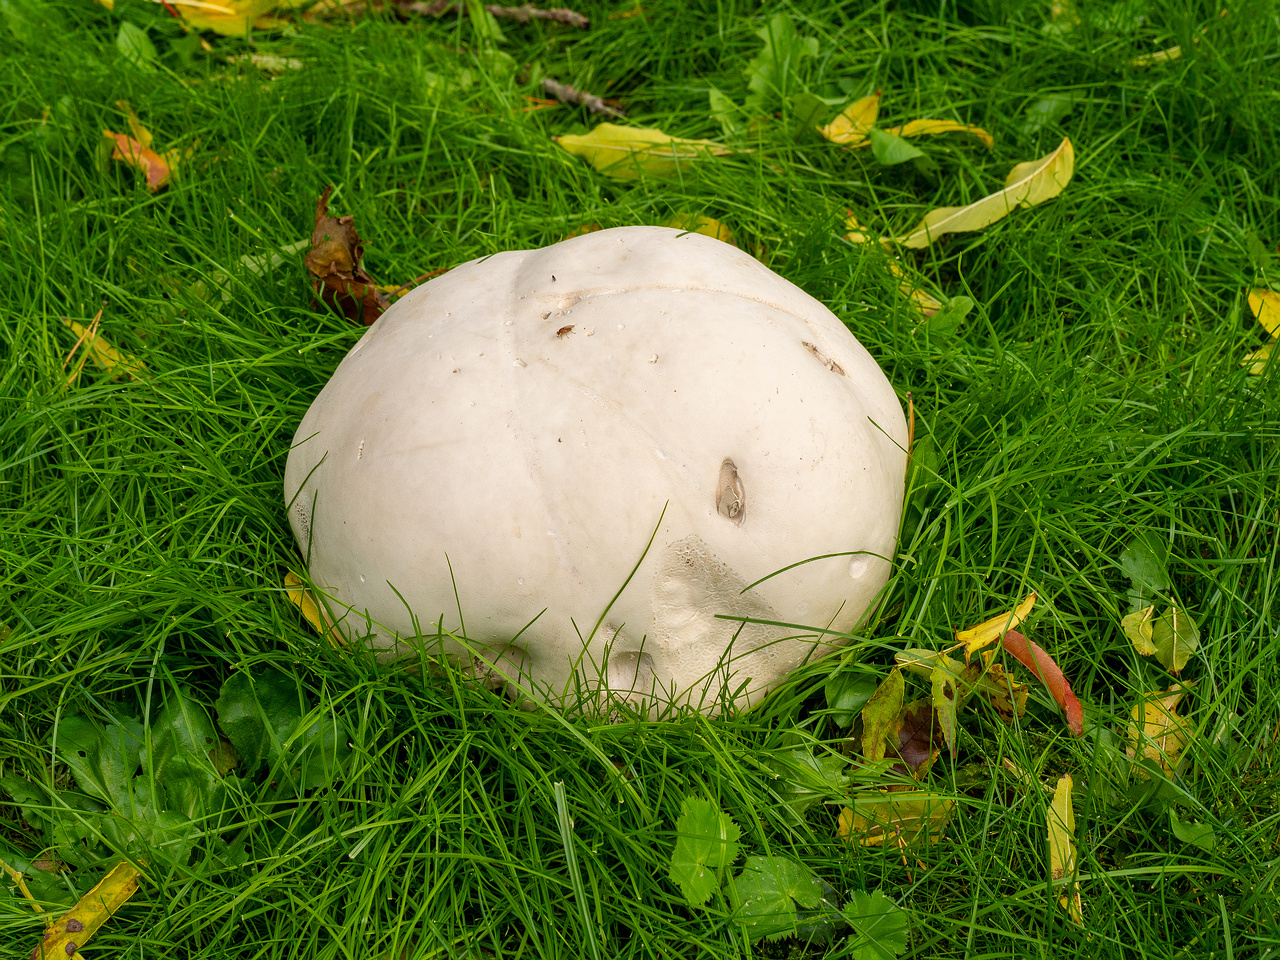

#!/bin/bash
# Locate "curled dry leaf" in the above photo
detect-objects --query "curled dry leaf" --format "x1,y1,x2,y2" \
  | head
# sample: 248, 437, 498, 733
1047, 774, 1082, 924
1001, 630, 1084, 736
893, 138, 1074, 249
27, 861, 140, 960
1127, 683, 1193, 775
838, 791, 954, 847
892, 699, 944, 777
956, 591, 1036, 663
305, 186, 389, 326
1243, 288, 1279, 375
554, 123, 732, 180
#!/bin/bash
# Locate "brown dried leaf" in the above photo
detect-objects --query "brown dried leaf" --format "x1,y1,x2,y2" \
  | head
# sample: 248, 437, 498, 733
891, 699, 944, 777
305, 186, 389, 326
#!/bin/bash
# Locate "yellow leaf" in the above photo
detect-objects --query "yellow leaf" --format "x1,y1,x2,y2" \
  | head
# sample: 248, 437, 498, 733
62, 318, 147, 383
817, 92, 880, 147
838, 790, 954, 847
664, 214, 734, 245
1048, 774, 1082, 924
1127, 683, 1193, 775
955, 591, 1037, 662
1132, 44, 1182, 67
284, 571, 325, 633
165, 0, 281, 37
843, 210, 873, 245
893, 138, 1074, 249
1242, 340, 1275, 375
1121, 605, 1157, 656
1248, 288, 1280, 338
883, 119, 993, 148
554, 123, 732, 180
31, 861, 141, 960
115, 100, 152, 152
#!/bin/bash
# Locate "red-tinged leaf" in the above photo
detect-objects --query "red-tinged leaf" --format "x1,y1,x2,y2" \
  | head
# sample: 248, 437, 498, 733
304, 186, 389, 326
891, 699, 943, 777
103, 129, 172, 191
1001, 630, 1083, 736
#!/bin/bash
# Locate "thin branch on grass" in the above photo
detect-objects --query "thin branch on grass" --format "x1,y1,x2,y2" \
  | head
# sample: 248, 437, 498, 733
405, 1, 589, 28
542, 78, 625, 118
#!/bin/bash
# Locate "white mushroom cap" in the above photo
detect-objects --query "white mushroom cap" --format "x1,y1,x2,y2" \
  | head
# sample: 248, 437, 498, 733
284, 226, 907, 713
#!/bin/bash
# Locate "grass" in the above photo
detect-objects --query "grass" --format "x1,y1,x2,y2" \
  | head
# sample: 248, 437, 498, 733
2, 0, 1279, 957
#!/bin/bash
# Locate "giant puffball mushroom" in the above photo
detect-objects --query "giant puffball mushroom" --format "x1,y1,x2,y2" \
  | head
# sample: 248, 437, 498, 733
284, 225, 907, 714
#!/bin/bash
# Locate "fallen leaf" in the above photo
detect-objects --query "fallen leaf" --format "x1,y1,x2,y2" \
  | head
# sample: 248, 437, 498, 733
554, 123, 732, 180
961, 660, 1028, 724
893, 647, 1028, 725
1242, 340, 1274, 375
838, 790, 954, 847
29, 860, 141, 960
1047, 774, 1082, 924
1243, 288, 1279, 374
1000, 630, 1084, 736
930, 667, 959, 758
891, 699, 943, 777
892, 138, 1074, 249
860, 668, 904, 763
284, 571, 325, 633
304, 186, 389, 326
1150, 606, 1199, 674
1131, 44, 1182, 67
817, 92, 880, 146
102, 131, 174, 192
843, 212, 944, 315
1127, 684, 1193, 776
1249, 288, 1280, 336
955, 592, 1037, 663
665, 214, 734, 245
62, 316, 147, 384
168, 0, 280, 36
882, 118, 993, 148
1121, 605, 1157, 656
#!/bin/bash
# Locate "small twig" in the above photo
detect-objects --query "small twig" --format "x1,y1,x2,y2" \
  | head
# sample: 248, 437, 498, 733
541, 78, 625, 118
404, 1, 588, 28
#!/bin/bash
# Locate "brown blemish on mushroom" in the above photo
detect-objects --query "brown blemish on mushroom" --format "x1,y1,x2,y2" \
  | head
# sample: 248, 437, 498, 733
716, 458, 745, 525
802, 341, 847, 377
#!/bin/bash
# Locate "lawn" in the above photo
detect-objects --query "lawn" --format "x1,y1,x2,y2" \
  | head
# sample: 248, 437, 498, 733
2, 0, 1279, 957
